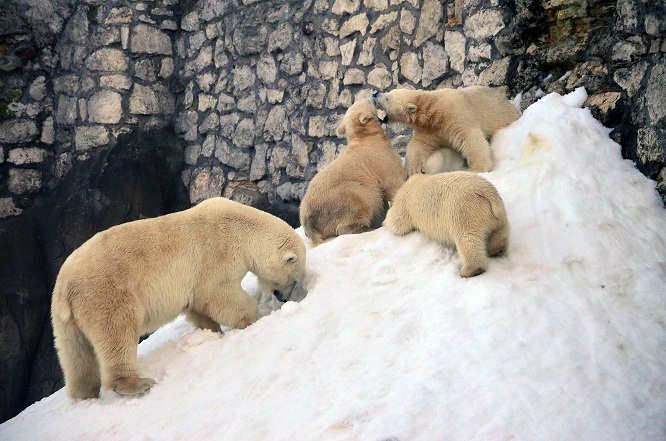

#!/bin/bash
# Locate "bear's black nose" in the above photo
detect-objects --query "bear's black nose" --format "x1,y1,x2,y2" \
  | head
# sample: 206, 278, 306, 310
274, 289, 289, 303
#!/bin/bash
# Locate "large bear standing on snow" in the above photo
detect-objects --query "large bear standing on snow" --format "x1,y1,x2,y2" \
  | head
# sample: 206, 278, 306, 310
51, 197, 306, 399
374, 86, 519, 175
299, 98, 405, 245
383, 172, 509, 278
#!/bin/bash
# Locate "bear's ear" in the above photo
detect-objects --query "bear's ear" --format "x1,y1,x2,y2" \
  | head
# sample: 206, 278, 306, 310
336, 123, 346, 137
405, 103, 417, 113
358, 114, 372, 125
283, 252, 298, 264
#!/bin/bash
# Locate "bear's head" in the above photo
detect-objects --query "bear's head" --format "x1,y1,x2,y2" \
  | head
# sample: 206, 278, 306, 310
336, 98, 382, 140
373, 88, 428, 126
255, 233, 306, 303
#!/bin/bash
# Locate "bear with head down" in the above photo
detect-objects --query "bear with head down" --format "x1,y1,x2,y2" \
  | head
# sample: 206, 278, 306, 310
299, 98, 405, 245
374, 86, 519, 176
51, 197, 306, 399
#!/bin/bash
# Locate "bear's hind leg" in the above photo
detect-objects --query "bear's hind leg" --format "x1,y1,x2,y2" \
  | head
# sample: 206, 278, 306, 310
53, 317, 101, 399
383, 205, 413, 236
86, 309, 155, 396
487, 222, 510, 257
454, 234, 489, 277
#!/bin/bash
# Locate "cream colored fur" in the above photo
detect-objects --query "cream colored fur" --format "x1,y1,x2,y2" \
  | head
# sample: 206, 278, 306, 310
383, 172, 509, 277
51, 197, 306, 399
375, 86, 519, 175
299, 99, 405, 246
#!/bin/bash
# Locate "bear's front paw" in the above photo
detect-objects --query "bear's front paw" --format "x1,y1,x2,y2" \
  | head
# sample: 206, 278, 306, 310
405, 160, 426, 177
112, 376, 156, 396
460, 266, 486, 278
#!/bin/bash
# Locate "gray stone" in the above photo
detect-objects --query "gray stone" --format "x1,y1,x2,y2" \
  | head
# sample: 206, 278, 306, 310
129, 84, 174, 115
131, 24, 172, 55
320, 60, 340, 80
644, 15, 661, 37
92, 27, 121, 46
217, 94, 236, 112
181, 11, 199, 32
469, 43, 492, 62
250, 144, 269, 180
202, 134, 216, 157
264, 106, 288, 141
0, 198, 22, 217
7, 148, 48, 165
464, 9, 504, 40
53, 75, 79, 95
358, 38, 377, 66
197, 72, 217, 93
198, 94, 217, 113
368, 64, 393, 90
616, 0, 638, 32
281, 52, 305, 76
414, 0, 443, 47
160, 58, 175, 78
478, 56, 511, 86
85, 48, 129, 72
400, 52, 422, 83
308, 115, 328, 137
343, 68, 366, 85
106, 7, 133, 25
29, 76, 47, 101
322, 18, 340, 36
637, 127, 665, 165
269, 23, 294, 53
176, 110, 198, 142
370, 12, 398, 34
79, 98, 88, 122
645, 60, 666, 124
41, 117, 54, 145
340, 39, 356, 66
332, 0, 361, 15
8, 169, 41, 195
306, 83, 328, 109
422, 43, 449, 87
161, 20, 178, 31
258, 54, 278, 84
199, 113, 220, 133
219, 114, 241, 139
88, 90, 123, 124
234, 118, 256, 148
214, 39, 229, 69
445, 31, 466, 73
63, 6, 89, 44
233, 65, 256, 91
0, 120, 38, 144
184, 144, 202, 165
613, 62, 649, 97
340, 13, 369, 39
266, 89, 285, 104
400, 10, 416, 35
612, 36, 647, 61
215, 139, 251, 170
56, 95, 77, 125
317, 140, 339, 170
365, 0, 388, 10
189, 166, 225, 204
75, 126, 109, 151
100, 75, 132, 90
276, 182, 307, 201
270, 145, 290, 170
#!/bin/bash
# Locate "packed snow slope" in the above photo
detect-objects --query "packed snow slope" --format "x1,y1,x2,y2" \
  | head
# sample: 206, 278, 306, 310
2, 89, 665, 441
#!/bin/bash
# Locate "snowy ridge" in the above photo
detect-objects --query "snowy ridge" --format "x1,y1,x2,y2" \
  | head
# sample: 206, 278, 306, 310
1, 89, 665, 440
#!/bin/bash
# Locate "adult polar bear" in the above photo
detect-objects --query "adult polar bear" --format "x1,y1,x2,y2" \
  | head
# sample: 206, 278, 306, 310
374, 86, 519, 175
52, 197, 306, 399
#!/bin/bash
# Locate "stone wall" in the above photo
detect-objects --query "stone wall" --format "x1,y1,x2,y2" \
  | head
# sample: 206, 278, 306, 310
1, 0, 664, 224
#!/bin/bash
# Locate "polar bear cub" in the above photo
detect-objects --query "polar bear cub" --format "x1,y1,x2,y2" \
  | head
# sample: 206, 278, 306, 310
374, 86, 519, 175
299, 98, 405, 245
383, 172, 509, 277
51, 197, 306, 399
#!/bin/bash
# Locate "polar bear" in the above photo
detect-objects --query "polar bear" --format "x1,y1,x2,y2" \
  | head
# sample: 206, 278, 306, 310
373, 86, 519, 175
383, 171, 509, 277
299, 98, 405, 245
51, 197, 306, 399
